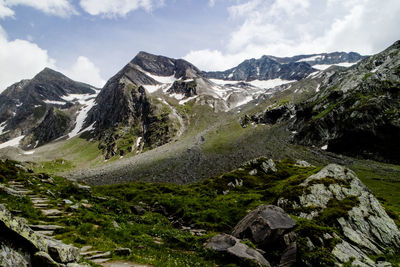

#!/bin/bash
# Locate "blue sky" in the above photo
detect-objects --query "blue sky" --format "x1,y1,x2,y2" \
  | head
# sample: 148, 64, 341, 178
0, 0, 399, 91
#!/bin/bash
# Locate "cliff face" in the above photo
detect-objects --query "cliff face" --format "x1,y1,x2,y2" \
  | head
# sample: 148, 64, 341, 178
83, 75, 176, 158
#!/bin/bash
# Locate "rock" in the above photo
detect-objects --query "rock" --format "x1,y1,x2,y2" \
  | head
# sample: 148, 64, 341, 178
0, 243, 30, 267
0, 184, 24, 197
260, 159, 277, 174
63, 199, 73, 205
232, 205, 296, 246
279, 242, 297, 267
249, 169, 258, 175
130, 205, 146, 215
87, 251, 111, 259
67, 203, 80, 211
0, 204, 47, 252
74, 183, 91, 191
46, 239, 80, 263
32, 251, 60, 267
205, 234, 271, 267
114, 247, 131, 256
112, 220, 121, 229
299, 164, 400, 254
42, 209, 62, 216
279, 164, 400, 264
332, 239, 375, 266
283, 232, 297, 247
294, 160, 312, 167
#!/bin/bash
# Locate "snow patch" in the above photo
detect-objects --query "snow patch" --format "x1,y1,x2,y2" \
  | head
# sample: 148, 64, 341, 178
143, 84, 164, 93
23, 150, 35, 155
297, 55, 323, 62
247, 79, 295, 89
43, 100, 66, 105
321, 145, 328, 150
0, 135, 25, 149
316, 84, 321, 92
313, 62, 357, 70
142, 70, 177, 84
136, 136, 142, 147
0, 121, 8, 135
179, 95, 198, 105
61, 93, 95, 104
170, 93, 185, 100
67, 98, 97, 139
307, 71, 320, 78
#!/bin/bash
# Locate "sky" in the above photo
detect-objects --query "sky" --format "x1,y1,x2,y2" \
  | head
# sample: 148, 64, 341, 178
0, 0, 399, 92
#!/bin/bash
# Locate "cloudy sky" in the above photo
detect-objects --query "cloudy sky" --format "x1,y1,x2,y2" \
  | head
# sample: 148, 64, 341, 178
0, 0, 399, 92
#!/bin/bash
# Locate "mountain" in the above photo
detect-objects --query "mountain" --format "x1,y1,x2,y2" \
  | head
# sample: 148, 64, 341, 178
205, 52, 364, 82
242, 41, 400, 164
0, 68, 98, 148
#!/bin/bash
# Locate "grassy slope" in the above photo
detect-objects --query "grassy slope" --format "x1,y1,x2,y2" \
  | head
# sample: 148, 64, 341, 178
1, 159, 400, 266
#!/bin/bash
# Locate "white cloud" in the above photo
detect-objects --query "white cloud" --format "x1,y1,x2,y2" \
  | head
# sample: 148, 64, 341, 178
208, 0, 215, 7
0, 26, 105, 92
2, 0, 76, 17
185, 0, 400, 71
0, 1, 14, 18
62, 56, 106, 88
0, 25, 55, 92
79, 0, 162, 17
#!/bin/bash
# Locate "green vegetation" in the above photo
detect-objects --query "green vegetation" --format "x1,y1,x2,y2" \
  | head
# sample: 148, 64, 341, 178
1, 158, 400, 266
32, 158, 75, 174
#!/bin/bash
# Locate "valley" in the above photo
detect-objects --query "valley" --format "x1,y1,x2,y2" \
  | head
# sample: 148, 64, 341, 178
0, 41, 400, 266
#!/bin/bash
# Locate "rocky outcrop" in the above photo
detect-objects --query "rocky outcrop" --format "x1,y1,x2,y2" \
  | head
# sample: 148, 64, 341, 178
132, 51, 202, 79
232, 205, 296, 247
83, 73, 177, 158
290, 41, 400, 164
32, 107, 72, 146
0, 204, 82, 266
278, 164, 400, 265
205, 233, 271, 266
240, 104, 295, 128
167, 80, 197, 97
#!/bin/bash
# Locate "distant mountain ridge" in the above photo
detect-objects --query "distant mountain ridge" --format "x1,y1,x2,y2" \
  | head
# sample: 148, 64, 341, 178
205, 51, 364, 81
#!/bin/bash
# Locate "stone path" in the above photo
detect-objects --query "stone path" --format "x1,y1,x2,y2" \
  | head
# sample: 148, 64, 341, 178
6, 180, 113, 264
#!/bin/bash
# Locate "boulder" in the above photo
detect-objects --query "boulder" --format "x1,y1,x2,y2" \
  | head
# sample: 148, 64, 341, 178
0, 243, 30, 267
279, 242, 297, 267
130, 205, 146, 215
278, 164, 400, 264
46, 239, 80, 263
261, 159, 277, 174
0, 204, 47, 252
205, 234, 270, 266
232, 205, 296, 246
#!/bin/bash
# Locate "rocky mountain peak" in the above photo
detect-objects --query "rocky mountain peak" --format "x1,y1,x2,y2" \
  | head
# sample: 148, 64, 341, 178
131, 51, 202, 79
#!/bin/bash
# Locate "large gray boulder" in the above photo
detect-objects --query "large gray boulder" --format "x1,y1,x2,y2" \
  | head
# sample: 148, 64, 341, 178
232, 205, 296, 246
205, 234, 271, 266
0, 243, 30, 267
0, 204, 81, 265
278, 164, 400, 264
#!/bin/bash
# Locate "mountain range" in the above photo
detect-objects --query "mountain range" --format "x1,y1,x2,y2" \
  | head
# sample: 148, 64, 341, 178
1, 41, 400, 266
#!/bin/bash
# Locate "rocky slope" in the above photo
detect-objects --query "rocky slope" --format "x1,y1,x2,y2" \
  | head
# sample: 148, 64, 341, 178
242, 40, 400, 165
0, 68, 98, 149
